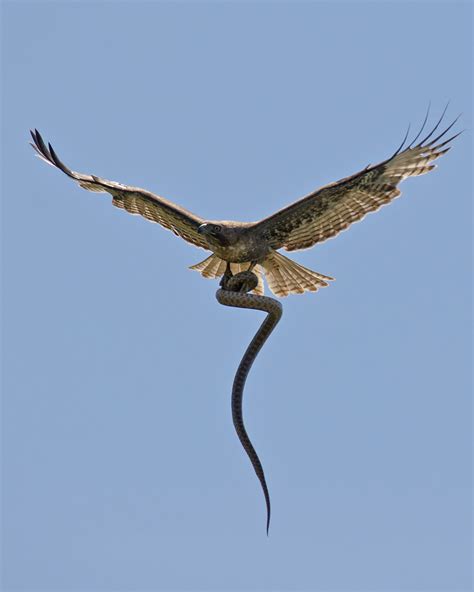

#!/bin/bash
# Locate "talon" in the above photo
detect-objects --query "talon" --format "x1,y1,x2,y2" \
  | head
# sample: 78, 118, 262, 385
220, 262, 233, 290
226, 270, 259, 293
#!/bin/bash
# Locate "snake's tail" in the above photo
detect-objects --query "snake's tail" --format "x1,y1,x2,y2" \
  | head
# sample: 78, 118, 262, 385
216, 283, 282, 534
230, 296, 282, 534
232, 387, 272, 535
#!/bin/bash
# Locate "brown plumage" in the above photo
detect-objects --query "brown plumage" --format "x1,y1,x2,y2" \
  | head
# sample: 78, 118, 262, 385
30, 107, 460, 297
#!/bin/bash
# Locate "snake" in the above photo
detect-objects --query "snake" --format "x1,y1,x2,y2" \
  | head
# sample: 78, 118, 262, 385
216, 269, 283, 535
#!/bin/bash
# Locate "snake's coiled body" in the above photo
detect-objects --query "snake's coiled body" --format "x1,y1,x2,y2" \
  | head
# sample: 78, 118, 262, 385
216, 271, 283, 534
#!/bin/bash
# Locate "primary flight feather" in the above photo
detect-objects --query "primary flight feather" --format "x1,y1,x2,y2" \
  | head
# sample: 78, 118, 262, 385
30, 107, 460, 296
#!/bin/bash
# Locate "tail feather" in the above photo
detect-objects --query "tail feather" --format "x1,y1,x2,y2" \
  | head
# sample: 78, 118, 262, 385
189, 251, 333, 298
189, 254, 226, 278
261, 251, 333, 297
266, 259, 291, 296
276, 263, 307, 294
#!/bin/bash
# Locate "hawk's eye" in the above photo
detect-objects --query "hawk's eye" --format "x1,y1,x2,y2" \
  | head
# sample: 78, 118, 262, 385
213, 225, 222, 233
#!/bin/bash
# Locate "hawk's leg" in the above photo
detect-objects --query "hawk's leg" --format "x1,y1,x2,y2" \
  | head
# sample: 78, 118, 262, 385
220, 262, 259, 293
247, 261, 257, 273
219, 262, 233, 290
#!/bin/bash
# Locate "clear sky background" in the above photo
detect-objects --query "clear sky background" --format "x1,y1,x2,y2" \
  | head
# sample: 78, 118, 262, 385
2, 1, 472, 591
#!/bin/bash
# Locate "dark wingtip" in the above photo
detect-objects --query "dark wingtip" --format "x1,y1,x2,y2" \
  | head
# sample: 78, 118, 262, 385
47, 141, 74, 176
29, 130, 77, 179
48, 142, 60, 166
391, 122, 411, 158
426, 113, 462, 148
419, 102, 449, 146
389, 104, 462, 162
265, 487, 271, 535
30, 129, 55, 165
33, 129, 50, 159
408, 102, 431, 149
432, 128, 464, 151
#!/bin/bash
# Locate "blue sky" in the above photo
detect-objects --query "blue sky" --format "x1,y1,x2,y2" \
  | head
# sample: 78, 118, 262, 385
2, 1, 472, 590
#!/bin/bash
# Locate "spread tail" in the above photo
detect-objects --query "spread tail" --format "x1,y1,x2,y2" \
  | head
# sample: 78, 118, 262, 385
190, 251, 333, 298
260, 251, 333, 297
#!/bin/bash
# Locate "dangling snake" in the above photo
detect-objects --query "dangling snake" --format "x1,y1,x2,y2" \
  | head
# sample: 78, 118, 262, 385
216, 269, 283, 535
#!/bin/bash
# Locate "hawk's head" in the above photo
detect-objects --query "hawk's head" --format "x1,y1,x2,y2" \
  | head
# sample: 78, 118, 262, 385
198, 222, 231, 247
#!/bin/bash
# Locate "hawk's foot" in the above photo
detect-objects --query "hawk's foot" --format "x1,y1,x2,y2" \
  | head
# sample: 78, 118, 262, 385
219, 264, 233, 290
223, 270, 259, 294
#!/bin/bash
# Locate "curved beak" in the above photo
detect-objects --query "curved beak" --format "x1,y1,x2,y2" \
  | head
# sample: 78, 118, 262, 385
198, 223, 209, 235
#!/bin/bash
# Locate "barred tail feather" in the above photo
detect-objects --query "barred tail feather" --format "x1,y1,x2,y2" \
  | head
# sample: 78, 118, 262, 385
189, 253, 227, 278
189, 251, 333, 298
261, 251, 333, 297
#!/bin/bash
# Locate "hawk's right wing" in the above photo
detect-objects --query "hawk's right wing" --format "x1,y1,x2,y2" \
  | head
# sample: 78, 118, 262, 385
30, 130, 210, 250
253, 108, 461, 252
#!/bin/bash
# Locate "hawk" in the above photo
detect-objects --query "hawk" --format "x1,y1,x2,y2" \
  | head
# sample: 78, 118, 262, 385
30, 109, 459, 296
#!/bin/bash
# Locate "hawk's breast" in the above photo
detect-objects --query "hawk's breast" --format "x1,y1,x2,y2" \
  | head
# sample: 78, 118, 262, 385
212, 232, 271, 263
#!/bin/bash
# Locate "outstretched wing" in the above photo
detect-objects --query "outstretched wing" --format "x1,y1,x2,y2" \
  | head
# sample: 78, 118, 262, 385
30, 130, 209, 250
254, 108, 461, 252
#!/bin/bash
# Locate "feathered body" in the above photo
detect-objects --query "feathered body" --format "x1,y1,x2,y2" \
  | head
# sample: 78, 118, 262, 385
30, 107, 460, 296
196, 222, 269, 262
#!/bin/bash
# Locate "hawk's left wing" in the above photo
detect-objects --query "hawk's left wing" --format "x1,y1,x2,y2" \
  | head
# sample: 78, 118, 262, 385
253, 110, 461, 252
30, 130, 210, 250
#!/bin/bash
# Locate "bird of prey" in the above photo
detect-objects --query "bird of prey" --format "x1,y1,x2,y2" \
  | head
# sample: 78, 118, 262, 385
30, 109, 460, 296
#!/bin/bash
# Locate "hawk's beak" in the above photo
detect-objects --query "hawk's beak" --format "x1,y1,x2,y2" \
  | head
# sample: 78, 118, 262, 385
198, 224, 208, 235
